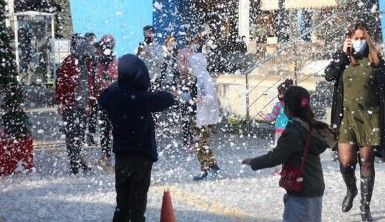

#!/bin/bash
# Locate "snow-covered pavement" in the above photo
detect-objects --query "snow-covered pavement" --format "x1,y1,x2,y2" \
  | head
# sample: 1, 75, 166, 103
1, 131, 385, 222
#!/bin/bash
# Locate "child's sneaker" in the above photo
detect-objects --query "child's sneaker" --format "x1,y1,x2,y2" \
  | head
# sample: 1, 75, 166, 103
97, 155, 113, 172
86, 134, 97, 146
193, 170, 208, 181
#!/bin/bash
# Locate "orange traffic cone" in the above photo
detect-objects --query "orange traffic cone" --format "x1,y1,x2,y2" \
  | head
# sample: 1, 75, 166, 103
160, 189, 175, 222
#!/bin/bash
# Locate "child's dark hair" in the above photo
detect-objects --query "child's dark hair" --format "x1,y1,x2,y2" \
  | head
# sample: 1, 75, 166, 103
277, 79, 293, 100
278, 79, 294, 94
284, 86, 329, 130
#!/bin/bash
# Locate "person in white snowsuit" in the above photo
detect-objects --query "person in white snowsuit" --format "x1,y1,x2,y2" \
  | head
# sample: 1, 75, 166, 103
188, 52, 221, 181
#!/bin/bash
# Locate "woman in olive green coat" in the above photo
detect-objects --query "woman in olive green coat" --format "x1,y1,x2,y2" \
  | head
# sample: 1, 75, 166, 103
325, 21, 385, 222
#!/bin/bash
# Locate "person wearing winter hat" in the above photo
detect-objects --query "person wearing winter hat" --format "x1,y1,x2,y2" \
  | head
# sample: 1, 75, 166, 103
93, 34, 118, 170
98, 54, 175, 222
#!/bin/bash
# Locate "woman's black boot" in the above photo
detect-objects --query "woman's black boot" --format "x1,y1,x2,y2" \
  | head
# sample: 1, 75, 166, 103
360, 176, 374, 222
341, 169, 358, 212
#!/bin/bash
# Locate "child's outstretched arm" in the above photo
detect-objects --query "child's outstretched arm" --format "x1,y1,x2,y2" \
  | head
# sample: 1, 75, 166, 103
146, 91, 175, 112
242, 127, 304, 170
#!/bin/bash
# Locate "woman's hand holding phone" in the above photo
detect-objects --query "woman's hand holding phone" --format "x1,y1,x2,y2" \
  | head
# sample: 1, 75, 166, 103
343, 37, 352, 54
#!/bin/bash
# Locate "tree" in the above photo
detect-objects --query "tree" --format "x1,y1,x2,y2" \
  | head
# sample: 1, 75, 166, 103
0, 0, 30, 138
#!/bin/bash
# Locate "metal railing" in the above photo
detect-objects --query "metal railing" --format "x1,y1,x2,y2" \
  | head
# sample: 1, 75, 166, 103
248, 28, 345, 120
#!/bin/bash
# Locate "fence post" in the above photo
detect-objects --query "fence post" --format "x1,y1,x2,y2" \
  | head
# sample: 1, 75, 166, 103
245, 71, 251, 133
293, 42, 298, 85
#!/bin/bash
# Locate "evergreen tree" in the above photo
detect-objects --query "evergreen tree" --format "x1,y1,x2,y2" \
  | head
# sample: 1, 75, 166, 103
0, 0, 30, 138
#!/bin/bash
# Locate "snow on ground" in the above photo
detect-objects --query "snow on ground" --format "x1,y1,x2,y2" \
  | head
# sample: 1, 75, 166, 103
1, 131, 385, 222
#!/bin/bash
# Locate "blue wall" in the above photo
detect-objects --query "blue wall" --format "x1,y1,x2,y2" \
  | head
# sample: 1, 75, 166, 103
379, 0, 385, 43
153, 0, 183, 44
70, 0, 153, 56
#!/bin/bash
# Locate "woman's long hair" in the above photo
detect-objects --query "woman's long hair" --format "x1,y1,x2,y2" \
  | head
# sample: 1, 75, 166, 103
284, 86, 329, 130
347, 21, 381, 66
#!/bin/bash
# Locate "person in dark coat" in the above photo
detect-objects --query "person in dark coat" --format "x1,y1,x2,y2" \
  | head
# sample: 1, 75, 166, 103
242, 86, 334, 222
98, 54, 175, 222
324, 21, 385, 222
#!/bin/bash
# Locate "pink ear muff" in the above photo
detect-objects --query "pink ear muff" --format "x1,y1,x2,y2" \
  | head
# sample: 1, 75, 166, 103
301, 97, 309, 108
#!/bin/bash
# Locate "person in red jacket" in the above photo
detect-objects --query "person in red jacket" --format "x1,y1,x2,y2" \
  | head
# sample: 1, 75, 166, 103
55, 35, 95, 174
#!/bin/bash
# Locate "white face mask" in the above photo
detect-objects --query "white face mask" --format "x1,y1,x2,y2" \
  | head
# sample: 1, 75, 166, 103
352, 39, 367, 54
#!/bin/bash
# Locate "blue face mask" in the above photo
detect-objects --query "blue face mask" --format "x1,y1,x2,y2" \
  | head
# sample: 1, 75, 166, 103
351, 39, 367, 54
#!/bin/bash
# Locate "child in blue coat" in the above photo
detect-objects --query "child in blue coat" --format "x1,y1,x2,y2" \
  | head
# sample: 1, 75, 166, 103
260, 79, 293, 145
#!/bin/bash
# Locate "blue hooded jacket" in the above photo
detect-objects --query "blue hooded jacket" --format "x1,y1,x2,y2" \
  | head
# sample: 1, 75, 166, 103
98, 54, 174, 161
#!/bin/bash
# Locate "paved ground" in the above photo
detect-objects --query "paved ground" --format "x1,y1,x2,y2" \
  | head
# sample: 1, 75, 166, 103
1, 107, 385, 221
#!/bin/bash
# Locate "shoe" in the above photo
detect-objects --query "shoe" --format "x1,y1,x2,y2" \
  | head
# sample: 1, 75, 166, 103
86, 134, 97, 146
98, 155, 113, 172
80, 157, 92, 172
360, 176, 374, 222
69, 160, 80, 175
193, 171, 208, 181
342, 190, 358, 212
341, 170, 358, 212
360, 206, 373, 222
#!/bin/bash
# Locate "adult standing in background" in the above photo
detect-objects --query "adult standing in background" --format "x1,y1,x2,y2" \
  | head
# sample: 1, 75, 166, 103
136, 25, 164, 90
324, 21, 385, 221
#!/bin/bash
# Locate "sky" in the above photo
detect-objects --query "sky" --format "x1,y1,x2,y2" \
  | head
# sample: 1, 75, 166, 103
70, 0, 153, 57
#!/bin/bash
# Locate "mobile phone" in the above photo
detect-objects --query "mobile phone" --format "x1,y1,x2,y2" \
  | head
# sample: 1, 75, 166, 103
345, 33, 352, 53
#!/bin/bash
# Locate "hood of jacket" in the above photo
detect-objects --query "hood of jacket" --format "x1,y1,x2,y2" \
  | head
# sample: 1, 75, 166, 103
117, 54, 150, 91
